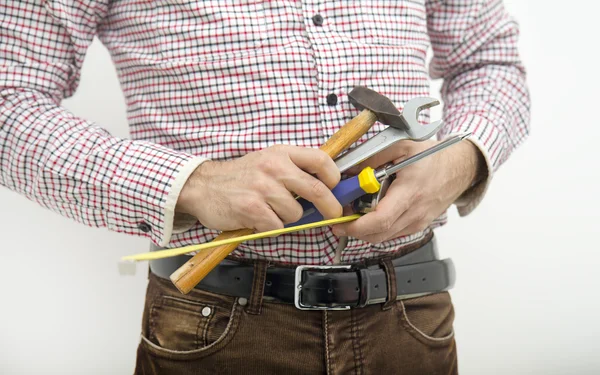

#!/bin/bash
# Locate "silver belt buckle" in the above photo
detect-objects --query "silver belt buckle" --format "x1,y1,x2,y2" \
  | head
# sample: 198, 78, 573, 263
294, 265, 353, 310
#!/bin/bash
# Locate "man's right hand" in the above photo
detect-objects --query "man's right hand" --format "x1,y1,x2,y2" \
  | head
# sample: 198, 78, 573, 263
175, 145, 342, 232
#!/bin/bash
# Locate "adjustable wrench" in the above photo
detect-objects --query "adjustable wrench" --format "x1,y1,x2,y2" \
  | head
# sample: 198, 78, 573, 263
334, 96, 443, 174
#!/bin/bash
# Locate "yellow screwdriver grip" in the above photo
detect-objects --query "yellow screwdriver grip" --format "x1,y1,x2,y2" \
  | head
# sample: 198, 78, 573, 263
357, 166, 381, 194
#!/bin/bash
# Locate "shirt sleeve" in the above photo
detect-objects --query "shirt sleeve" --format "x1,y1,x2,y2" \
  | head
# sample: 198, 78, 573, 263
0, 0, 207, 246
426, 0, 531, 215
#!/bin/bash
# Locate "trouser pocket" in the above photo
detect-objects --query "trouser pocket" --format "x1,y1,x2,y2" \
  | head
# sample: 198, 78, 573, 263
398, 291, 455, 347
138, 273, 243, 361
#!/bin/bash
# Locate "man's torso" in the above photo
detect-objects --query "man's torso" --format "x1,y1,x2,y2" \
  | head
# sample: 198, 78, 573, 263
97, 0, 444, 264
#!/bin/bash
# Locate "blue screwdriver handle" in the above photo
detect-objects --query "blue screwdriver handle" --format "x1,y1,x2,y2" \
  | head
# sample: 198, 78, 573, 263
285, 175, 366, 227
284, 134, 470, 228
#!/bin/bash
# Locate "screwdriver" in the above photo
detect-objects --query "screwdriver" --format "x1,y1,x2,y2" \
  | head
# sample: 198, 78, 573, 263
287, 133, 471, 227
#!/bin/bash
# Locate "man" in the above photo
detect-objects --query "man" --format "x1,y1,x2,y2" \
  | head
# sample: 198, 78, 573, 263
0, 0, 529, 373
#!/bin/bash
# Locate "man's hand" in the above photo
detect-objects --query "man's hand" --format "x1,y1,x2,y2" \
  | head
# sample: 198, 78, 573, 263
331, 139, 486, 244
176, 145, 342, 232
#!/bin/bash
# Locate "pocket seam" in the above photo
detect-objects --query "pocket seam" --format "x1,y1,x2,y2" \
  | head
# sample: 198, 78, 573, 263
399, 300, 455, 343
162, 295, 210, 307
154, 1, 268, 63
142, 299, 242, 360
149, 296, 218, 348
357, 3, 428, 48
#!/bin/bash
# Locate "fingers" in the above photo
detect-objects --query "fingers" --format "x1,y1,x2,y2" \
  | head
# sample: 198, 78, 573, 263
332, 207, 423, 244
282, 170, 343, 219
393, 209, 436, 238
252, 145, 343, 224
358, 209, 418, 243
269, 145, 342, 219
240, 195, 284, 232
342, 205, 354, 216
265, 188, 304, 224
285, 146, 341, 189
333, 181, 412, 238
253, 209, 284, 232
333, 200, 434, 244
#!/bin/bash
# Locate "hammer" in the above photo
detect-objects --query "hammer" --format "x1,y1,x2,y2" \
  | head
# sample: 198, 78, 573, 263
171, 87, 412, 294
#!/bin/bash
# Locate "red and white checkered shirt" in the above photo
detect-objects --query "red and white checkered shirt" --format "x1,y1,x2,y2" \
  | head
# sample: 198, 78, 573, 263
0, 0, 529, 264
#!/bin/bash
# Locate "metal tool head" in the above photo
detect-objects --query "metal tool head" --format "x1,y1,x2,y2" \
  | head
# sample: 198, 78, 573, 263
401, 96, 442, 141
348, 88, 441, 141
335, 93, 444, 173
348, 86, 403, 127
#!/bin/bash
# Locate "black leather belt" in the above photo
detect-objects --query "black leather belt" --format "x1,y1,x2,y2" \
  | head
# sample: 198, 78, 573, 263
149, 236, 455, 310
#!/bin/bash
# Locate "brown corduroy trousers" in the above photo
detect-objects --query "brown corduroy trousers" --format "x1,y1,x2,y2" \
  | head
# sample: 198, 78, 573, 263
134, 259, 458, 375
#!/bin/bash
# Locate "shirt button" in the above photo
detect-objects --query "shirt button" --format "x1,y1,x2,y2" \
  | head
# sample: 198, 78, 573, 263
137, 222, 152, 233
312, 14, 324, 26
326, 93, 338, 106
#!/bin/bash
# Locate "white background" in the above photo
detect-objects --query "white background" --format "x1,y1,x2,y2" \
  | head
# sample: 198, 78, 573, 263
1, 1, 598, 374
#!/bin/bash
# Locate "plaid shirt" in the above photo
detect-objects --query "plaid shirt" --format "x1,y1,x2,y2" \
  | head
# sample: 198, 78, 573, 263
0, 0, 529, 264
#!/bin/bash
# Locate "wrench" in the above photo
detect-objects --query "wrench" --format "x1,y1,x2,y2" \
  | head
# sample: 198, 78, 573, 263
335, 96, 442, 173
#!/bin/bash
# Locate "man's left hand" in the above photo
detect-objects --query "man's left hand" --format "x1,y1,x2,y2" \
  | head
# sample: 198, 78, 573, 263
331, 138, 485, 244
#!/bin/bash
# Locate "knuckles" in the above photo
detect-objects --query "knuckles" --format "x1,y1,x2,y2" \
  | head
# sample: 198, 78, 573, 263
313, 150, 330, 168
241, 196, 264, 215
250, 178, 271, 195
258, 157, 280, 175
257, 145, 289, 174
310, 179, 329, 199
411, 191, 425, 203
268, 144, 288, 154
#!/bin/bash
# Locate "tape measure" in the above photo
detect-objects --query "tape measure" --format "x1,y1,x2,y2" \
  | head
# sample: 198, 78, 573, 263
122, 214, 362, 262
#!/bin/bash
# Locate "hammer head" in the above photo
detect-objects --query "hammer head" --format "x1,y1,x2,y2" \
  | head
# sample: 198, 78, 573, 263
348, 87, 403, 128
348, 87, 441, 140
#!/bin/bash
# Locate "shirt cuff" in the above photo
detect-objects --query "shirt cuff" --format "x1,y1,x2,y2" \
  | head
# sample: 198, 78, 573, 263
165, 157, 210, 239
438, 114, 498, 216
106, 141, 208, 247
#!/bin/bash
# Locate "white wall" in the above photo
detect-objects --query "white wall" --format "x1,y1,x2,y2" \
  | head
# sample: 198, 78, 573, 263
1, 1, 598, 374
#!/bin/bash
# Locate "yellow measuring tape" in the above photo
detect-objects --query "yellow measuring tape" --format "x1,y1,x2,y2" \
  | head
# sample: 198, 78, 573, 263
122, 214, 362, 262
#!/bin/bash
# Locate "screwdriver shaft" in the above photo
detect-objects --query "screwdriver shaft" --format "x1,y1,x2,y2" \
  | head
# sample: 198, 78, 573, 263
375, 133, 471, 180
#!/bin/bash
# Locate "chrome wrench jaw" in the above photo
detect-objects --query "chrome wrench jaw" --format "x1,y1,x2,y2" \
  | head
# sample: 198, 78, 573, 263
401, 97, 442, 140
406, 119, 442, 141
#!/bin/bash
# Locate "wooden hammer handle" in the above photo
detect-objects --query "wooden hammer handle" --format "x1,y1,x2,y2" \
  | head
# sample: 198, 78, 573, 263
170, 109, 378, 294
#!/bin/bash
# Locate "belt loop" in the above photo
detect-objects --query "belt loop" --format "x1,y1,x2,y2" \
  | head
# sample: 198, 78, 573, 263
380, 258, 397, 311
246, 260, 269, 315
